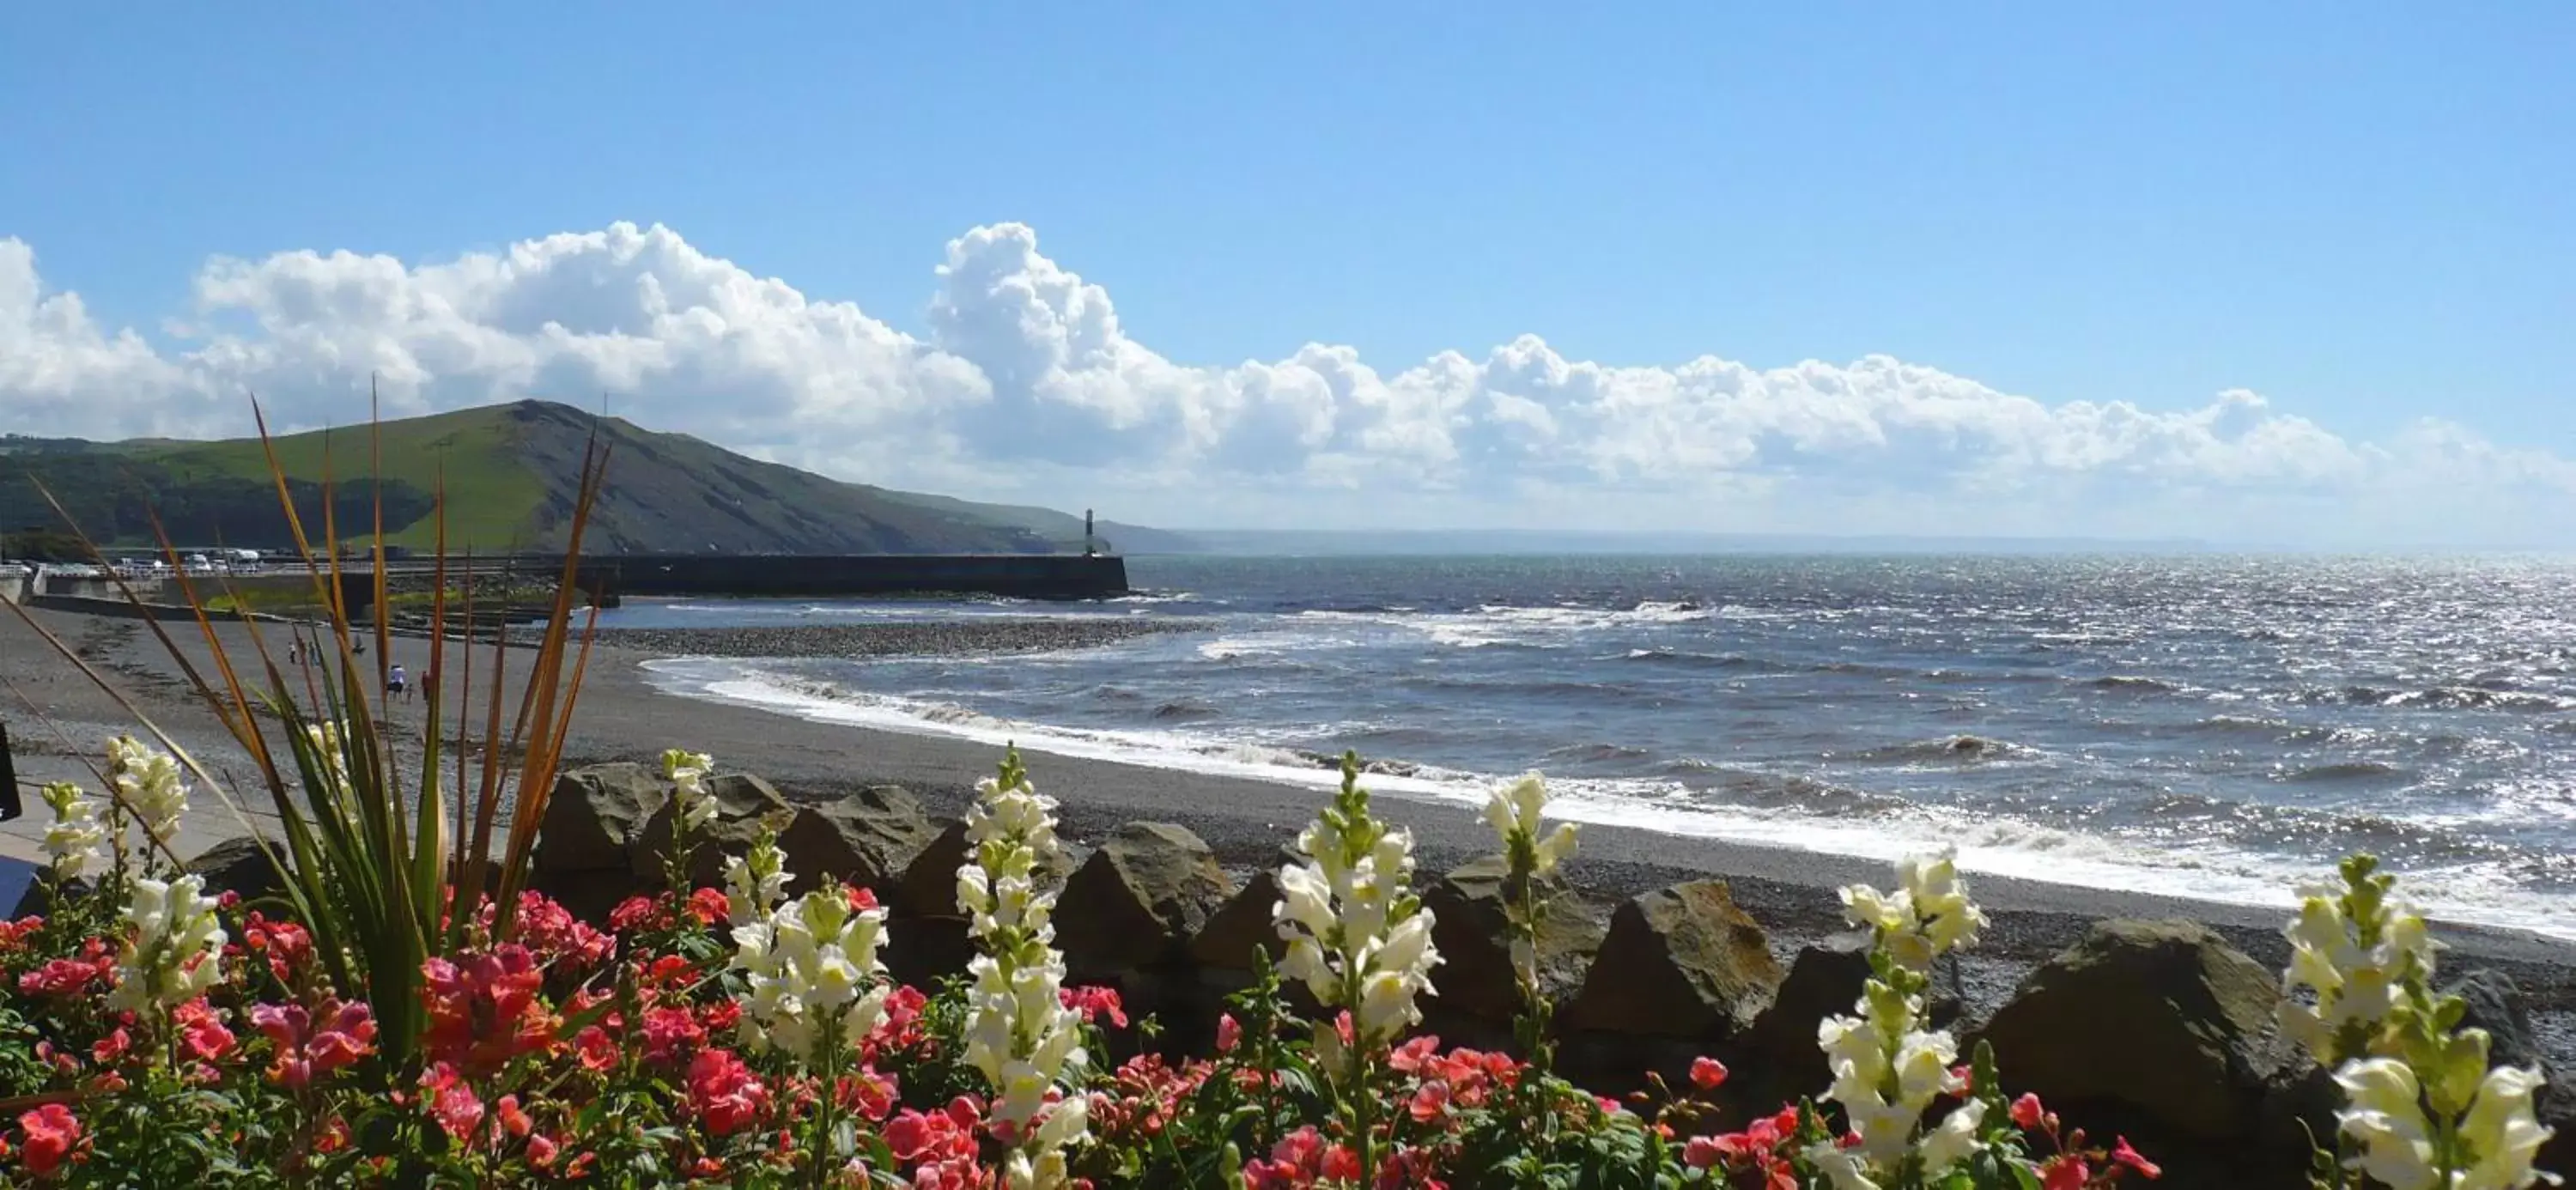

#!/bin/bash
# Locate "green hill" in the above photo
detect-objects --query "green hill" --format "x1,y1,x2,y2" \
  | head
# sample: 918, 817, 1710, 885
0, 400, 1196, 556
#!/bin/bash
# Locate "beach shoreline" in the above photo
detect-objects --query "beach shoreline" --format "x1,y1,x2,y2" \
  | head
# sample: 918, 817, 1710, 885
7, 604, 2573, 1061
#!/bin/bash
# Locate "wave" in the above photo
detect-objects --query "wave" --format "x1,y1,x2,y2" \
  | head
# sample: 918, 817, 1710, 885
1841, 735, 2037, 764
2279, 760, 2411, 785
1619, 648, 1789, 672
2293, 684, 2576, 713
1149, 699, 1223, 723
2082, 675, 2189, 695
635, 657, 2576, 942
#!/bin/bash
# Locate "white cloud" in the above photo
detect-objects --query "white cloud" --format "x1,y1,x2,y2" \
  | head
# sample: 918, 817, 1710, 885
1, 222, 2567, 543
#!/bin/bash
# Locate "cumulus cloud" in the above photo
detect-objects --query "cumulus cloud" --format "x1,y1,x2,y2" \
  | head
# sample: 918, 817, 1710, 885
0, 221, 2566, 542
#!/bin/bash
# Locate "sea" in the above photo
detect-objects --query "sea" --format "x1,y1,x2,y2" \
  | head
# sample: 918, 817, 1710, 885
628, 554, 2576, 939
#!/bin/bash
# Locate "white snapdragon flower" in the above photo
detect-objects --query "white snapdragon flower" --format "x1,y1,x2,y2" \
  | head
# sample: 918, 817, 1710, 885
105, 874, 227, 1014
662, 749, 718, 830
1812, 854, 1993, 1180
2280, 877, 2435, 1065
2336, 1059, 2441, 1190
1274, 755, 1442, 1047
729, 884, 890, 1062
1839, 849, 1986, 972
957, 749, 1088, 1187
39, 782, 106, 880
106, 734, 189, 843
1482, 773, 1579, 877
2456, 1065, 2554, 1189
724, 829, 793, 927
2295, 855, 2556, 1190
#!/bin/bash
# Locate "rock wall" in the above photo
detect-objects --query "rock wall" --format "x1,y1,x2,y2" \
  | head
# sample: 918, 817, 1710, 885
483, 762, 2573, 1188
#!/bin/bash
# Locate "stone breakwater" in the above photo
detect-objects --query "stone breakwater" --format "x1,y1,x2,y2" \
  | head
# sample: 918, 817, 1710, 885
544, 618, 1195, 659
165, 761, 2576, 1187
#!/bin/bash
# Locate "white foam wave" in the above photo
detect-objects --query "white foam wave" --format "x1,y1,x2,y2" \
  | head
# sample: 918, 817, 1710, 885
641, 658, 2576, 942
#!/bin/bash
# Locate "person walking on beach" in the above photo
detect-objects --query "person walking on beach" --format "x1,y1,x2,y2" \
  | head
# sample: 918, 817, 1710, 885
387, 663, 408, 703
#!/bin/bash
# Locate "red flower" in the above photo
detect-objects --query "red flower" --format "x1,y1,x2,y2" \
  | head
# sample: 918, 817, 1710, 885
845, 885, 880, 913
421, 944, 556, 1075
19, 956, 111, 998
2040, 1156, 2089, 1190
838, 1069, 899, 1120
1682, 1135, 1722, 1169
574, 1025, 619, 1074
1388, 1035, 1441, 1073
687, 887, 731, 926
0, 915, 43, 951
173, 999, 236, 1062
421, 1063, 485, 1143
1215, 1013, 1242, 1053
608, 896, 663, 933
527, 1133, 560, 1167
252, 999, 377, 1088
2011, 1092, 2047, 1131
1689, 1056, 1728, 1091
685, 1048, 771, 1137
2111, 1138, 2160, 1179
16, 1103, 81, 1176
641, 1005, 706, 1065
88, 1028, 131, 1067
1406, 1079, 1451, 1122
1060, 986, 1128, 1029
489, 893, 611, 971
243, 914, 315, 985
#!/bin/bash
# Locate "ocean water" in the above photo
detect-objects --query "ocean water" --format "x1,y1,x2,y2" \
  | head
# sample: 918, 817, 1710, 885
630, 555, 2576, 938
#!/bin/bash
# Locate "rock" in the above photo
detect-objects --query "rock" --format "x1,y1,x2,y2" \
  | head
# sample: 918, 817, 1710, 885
2446, 968, 2548, 1083
1188, 868, 1286, 977
894, 818, 1071, 919
1421, 855, 1608, 1025
884, 914, 977, 991
1057, 823, 1236, 978
1972, 920, 2300, 1144
629, 772, 795, 889
776, 785, 939, 897
539, 763, 667, 873
185, 835, 290, 906
1562, 880, 1782, 1040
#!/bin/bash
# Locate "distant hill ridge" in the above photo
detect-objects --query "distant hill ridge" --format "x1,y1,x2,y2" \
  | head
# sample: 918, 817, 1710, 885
0, 399, 1194, 556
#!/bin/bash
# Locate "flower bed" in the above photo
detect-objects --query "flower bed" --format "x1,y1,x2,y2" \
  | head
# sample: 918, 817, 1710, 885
0, 735, 2551, 1187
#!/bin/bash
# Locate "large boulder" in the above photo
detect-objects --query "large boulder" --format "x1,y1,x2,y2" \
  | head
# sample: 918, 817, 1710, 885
1972, 920, 2303, 1144
1422, 855, 1608, 1025
1057, 823, 1236, 979
185, 835, 289, 906
1188, 868, 1286, 980
1563, 880, 1782, 1040
776, 785, 939, 898
630, 772, 795, 889
894, 818, 1071, 919
2446, 968, 2548, 1084
540, 763, 667, 874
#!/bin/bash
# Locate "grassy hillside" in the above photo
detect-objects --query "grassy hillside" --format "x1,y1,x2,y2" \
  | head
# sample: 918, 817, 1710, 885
1, 400, 1198, 556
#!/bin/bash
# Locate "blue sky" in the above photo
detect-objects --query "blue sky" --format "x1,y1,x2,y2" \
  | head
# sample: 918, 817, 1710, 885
3, 4, 2572, 543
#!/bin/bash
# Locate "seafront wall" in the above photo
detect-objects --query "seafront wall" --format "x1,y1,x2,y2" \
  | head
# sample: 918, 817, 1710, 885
570, 552, 1131, 602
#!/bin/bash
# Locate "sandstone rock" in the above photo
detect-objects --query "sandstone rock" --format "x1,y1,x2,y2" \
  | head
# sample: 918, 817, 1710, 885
1058, 823, 1235, 978
1563, 880, 1781, 1039
185, 835, 289, 906
1422, 855, 1608, 1025
539, 763, 667, 874
630, 772, 795, 889
776, 785, 939, 897
895, 817, 1071, 919
1973, 920, 2300, 1143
